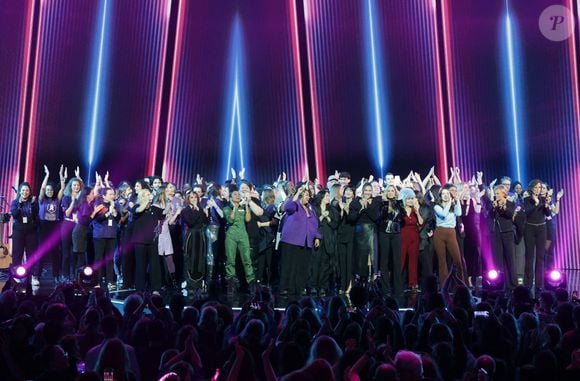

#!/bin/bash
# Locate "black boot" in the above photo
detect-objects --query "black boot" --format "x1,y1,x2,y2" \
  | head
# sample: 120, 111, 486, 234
227, 278, 236, 297
169, 273, 179, 289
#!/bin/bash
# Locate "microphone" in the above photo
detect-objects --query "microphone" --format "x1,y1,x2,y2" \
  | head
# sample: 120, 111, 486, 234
12, 186, 18, 194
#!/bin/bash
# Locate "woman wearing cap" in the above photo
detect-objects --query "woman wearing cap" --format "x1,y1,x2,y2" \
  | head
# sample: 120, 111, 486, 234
399, 188, 423, 291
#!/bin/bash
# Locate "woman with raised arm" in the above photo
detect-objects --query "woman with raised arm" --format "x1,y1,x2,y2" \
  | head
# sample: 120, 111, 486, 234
330, 184, 354, 294
60, 173, 84, 281
311, 188, 340, 296
523, 179, 551, 293
279, 183, 321, 296
91, 187, 121, 290
71, 186, 96, 273
38, 165, 61, 285
377, 184, 404, 298
131, 187, 164, 291
482, 184, 516, 290
115, 181, 133, 289
349, 182, 380, 284
10, 182, 39, 284
154, 185, 180, 289
432, 184, 464, 283
223, 189, 256, 296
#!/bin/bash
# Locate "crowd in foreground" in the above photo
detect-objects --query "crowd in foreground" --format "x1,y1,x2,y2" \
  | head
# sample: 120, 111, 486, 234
0, 273, 580, 381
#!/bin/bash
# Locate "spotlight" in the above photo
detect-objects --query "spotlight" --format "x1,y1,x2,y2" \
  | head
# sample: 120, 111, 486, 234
14, 266, 27, 280
77, 266, 97, 289
483, 269, 505, 291
6, 265, 31, 295
545, 269, 567, 291
83, 266, 93, 277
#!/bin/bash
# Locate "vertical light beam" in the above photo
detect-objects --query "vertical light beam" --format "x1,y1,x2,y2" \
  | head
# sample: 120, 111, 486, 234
148, 0, 172, 176
162, 0, 186, 181
501, 1, 526, 183
222, 17, 248, 181
364, 0, 390, 174
24, 0, 44, 184
86, 0, 111, 182
303, 0, 326, 180
367, 0, 384, 171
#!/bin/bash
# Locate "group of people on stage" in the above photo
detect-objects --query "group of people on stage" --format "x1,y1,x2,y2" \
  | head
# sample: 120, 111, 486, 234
7, 164, 564, 298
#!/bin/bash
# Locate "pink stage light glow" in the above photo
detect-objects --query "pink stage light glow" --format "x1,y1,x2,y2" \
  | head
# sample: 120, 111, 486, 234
549, 270, 562, 282
15, 266, 27, 277
487, 270, 499, 280
83, 266, 94, 277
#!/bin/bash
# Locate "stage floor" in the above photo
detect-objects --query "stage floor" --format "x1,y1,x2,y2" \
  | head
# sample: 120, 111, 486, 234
3, 267, 580, 312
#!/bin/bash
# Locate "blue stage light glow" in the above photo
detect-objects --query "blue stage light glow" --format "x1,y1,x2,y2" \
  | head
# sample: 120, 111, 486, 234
501, 2, 526, 183
84, 0, 111, 183
364, 0, 390, 175
223, 16, 249, 182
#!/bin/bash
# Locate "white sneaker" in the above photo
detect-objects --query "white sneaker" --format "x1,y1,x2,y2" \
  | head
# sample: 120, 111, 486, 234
31, 276, 40, 286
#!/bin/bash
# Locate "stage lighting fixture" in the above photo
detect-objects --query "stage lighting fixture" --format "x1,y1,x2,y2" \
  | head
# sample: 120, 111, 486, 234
13, 266, 27, 280
78, 266, 97, 289
8, 266, 30, 295
545, 269, 567, 291
483, 269, 505, 291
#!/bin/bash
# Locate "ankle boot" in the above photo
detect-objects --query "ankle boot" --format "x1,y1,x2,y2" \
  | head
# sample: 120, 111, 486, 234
169, 273, 179, 289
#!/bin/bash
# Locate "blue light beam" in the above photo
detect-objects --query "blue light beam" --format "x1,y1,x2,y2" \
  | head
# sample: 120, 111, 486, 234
501, 2, 527, 182
364, 0, 391, 174
222, 16, 249, 181
84, 0, 111, 183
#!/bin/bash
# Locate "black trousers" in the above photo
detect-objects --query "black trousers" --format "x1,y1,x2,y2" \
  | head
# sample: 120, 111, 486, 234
279, 242, 310, 295
256, 246, 273, 284
378, 232, 402, 297
12, 228, 38, 276
134, 243, 161, 291
39, 220, 61, 277
419, 238, 434, 287
93, 237, 116, 283
524, 223, 547, 290
310, 245, 334, 291
60, 220, 75, 279
336, 239, 353, 291
119, 227, 135, 288
492, 230, 516, 289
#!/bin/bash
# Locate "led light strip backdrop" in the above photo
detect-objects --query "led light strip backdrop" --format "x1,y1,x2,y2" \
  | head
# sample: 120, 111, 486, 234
22, 0, 171, 187
442, 0, 580, 271
162, 0, 308, 186
303, 0, 444, 181
0, 0, 35, 210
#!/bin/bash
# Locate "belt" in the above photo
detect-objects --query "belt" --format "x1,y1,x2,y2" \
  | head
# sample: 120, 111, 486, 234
526, 222, 546, 226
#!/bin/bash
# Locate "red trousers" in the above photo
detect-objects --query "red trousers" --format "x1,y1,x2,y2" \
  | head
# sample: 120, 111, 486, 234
401, 229, 419, 287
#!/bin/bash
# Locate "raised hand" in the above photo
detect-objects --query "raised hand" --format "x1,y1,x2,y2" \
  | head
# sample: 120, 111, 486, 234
43, 165, 49, 176
557, 189, 564, 201
282, 171, 287, 181
231, 168, 237, 180
74, 166, 80, 179
239, 168, 245, 180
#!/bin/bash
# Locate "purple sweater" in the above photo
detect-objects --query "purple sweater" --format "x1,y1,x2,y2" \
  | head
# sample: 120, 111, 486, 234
280, 199, 321, 248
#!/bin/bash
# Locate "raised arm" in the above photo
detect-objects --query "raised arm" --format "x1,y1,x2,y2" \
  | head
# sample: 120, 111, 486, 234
39, 165, 50, 201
